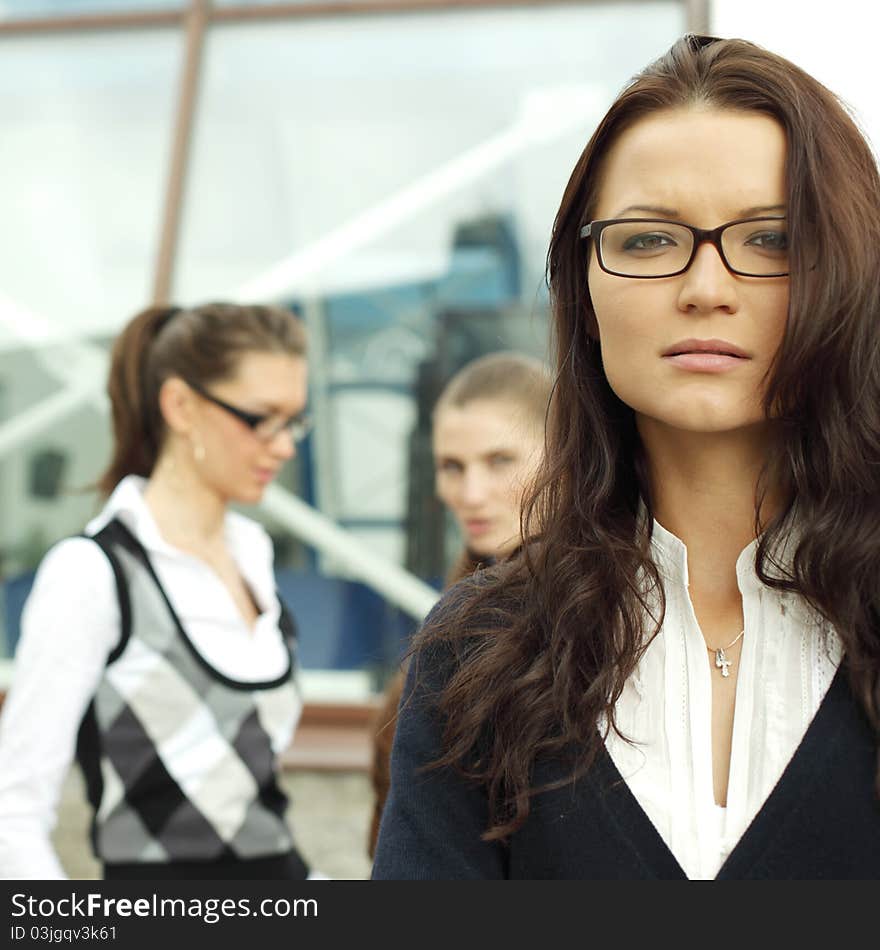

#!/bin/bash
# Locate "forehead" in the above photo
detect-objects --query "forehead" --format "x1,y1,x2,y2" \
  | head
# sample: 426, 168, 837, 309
433, 399, 537, 453
592, 107, 787, 223
220, 349, 308, 401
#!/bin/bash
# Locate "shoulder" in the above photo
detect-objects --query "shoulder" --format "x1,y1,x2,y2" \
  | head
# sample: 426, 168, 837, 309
419, 564, 521, 644
83, 475, 147, 536
18, 536, 122, 663
31, 536, 118, 592
24, 537, 120, 623
407, 570, 516, 700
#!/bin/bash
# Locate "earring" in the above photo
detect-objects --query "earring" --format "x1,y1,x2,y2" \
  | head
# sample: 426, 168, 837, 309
192, 438, 206, 464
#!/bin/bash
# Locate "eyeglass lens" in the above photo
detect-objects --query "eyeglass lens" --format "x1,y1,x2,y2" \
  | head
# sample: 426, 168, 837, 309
599, 219, 788, 277
254, 414, 312, 443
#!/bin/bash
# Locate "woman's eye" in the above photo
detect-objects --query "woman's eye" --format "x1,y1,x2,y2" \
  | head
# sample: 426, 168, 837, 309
746, 230, 788, 252
488, 453, 515, 468
621, 232, 676, 252
436, 460, 462, 475
254, 414, 282, 436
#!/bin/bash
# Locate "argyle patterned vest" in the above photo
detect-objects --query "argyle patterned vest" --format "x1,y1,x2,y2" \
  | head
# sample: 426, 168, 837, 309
75, 518, 301, 865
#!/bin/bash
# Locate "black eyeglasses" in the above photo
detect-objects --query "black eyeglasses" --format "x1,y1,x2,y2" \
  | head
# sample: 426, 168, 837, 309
580, 217, 789, 279
188, 380, 312, 444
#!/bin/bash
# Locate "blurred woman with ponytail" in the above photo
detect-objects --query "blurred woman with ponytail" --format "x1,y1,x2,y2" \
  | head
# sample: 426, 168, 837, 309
0, 302, 321, 880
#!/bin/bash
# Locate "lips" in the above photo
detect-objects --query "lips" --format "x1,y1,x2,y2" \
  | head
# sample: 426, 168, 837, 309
662, 338, 749, 359
464, 519, 492, 536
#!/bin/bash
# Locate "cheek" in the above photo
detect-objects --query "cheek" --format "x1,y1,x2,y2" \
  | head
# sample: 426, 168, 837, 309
590, 271, 631, 350
435, 475, 458, 509
593, 309, 642, 396
499, 467, 528, 508
590, 278, 664, 397
757, 285, 790, 350
208, 428, 256, 476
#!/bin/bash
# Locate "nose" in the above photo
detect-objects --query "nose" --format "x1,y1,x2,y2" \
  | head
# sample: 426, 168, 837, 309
677, 241, 739, 315
459, 467, 490, 506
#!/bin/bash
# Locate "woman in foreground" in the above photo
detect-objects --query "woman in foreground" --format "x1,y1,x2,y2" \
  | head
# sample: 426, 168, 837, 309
372, 35, 880, 879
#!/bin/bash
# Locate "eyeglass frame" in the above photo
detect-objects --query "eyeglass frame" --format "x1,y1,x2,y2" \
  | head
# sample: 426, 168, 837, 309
579, 216, 790, 279
186, 379, 313, 443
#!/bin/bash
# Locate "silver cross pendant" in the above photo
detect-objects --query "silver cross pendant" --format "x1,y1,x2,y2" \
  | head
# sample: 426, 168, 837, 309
715, 648, 732, 677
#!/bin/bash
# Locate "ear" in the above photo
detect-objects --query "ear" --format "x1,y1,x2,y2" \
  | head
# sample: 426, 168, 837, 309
157, 376, 197, 435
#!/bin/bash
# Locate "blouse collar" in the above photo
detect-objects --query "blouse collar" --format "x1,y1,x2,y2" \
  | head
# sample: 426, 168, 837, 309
85, 474, 258, 562
647, 515, 766, 597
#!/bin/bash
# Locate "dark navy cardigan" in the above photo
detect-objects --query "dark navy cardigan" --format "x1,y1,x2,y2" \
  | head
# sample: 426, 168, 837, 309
371, 641, 880, 879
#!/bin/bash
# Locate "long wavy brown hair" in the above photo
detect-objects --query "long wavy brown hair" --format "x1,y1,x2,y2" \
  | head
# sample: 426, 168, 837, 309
413, 34, 880, 841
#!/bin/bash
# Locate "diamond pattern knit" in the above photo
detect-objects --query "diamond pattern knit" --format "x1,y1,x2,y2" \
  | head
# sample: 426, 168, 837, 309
75, 519, 300, 865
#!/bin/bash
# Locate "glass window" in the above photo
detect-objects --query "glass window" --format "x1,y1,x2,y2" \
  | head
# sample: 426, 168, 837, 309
174, 2, 685, 684
180, 4, 685, 305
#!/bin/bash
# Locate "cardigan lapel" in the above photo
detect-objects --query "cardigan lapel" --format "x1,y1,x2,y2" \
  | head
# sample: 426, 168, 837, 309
714, 664, 851, 879
588, 744, 688, 879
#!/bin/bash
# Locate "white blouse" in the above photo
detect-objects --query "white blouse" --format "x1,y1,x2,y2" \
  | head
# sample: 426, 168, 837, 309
0, 476, 300, 879
603, 519, 843, 880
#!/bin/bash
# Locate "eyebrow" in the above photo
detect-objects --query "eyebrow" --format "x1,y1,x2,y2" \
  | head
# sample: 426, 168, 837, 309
613, 204, 678, 217
611, 203, 787, 218
247, 397, 307, 413
738, 203, 787, 217
435, 446, 518, 462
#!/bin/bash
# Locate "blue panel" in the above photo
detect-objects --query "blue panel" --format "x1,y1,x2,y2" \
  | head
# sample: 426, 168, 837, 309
274, 568, 419, 671
3, 571, 36, 657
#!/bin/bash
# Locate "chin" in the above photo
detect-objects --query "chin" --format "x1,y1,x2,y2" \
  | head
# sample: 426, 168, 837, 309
637, 403, 765, 437
465, 537, 494, 558
225, 483, 265, 505
247, 484, 268, 503
675, 414, 764, 435
471, 535, 510, 559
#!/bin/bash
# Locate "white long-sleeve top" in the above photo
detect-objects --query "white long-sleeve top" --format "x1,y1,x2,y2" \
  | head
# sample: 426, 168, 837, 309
604, 519, 843, 880
0, 476, 297, 879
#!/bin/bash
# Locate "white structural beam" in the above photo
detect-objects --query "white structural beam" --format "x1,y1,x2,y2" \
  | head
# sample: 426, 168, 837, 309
261, 484, 439, 619
230, 85, 600, 302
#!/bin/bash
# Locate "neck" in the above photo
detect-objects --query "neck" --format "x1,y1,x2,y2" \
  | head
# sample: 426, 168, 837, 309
143, 447, 227, 551
639, 419, 781, 602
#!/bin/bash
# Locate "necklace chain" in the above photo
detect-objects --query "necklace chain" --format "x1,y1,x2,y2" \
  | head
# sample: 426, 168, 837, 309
706, 628, 744, 654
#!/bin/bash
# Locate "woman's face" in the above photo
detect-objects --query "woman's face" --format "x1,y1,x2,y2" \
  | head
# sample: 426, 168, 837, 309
587, 107, 790, 443
433, 398, 544, 558
193, 349, 308, 504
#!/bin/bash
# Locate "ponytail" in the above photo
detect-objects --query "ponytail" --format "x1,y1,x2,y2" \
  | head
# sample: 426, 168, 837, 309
97, 305, 178, 496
